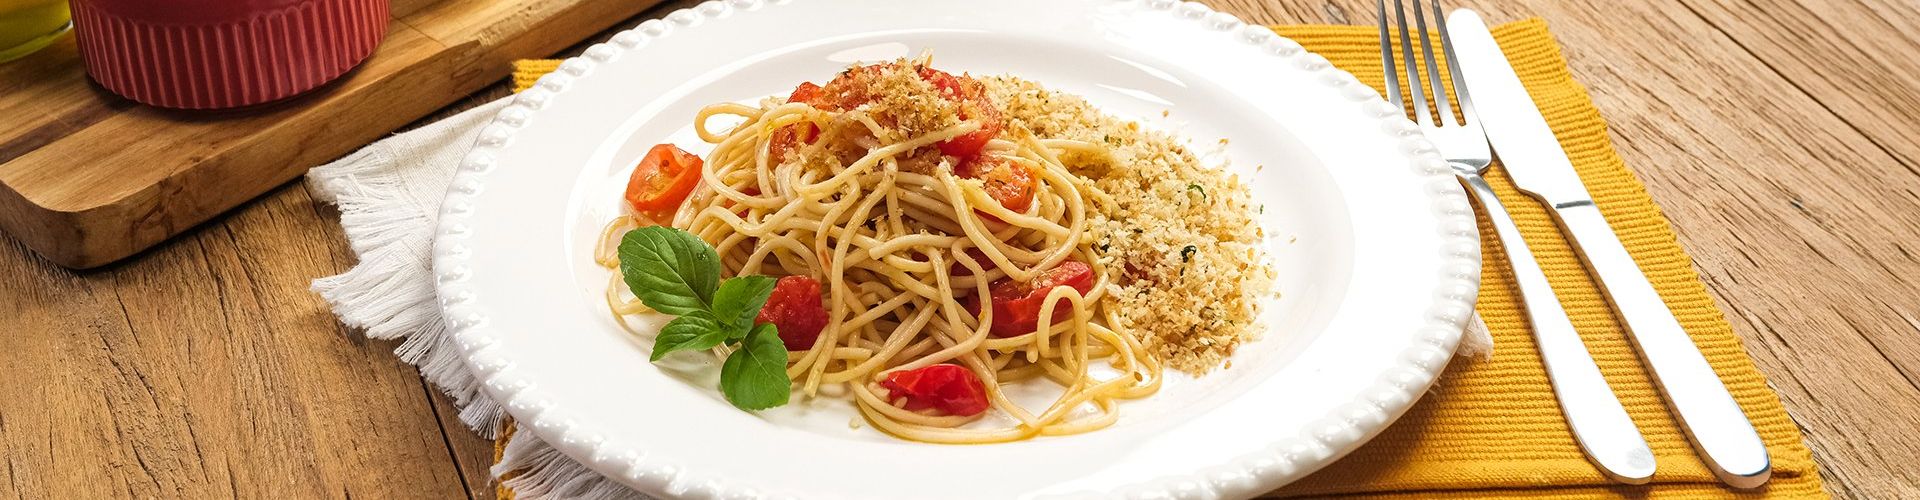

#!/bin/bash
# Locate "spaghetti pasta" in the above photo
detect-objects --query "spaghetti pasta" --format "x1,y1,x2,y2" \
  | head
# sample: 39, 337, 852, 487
596, 58, 1269, 444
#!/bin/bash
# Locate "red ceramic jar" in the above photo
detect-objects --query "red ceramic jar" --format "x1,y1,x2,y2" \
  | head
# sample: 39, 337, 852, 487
69, 0, 388, 110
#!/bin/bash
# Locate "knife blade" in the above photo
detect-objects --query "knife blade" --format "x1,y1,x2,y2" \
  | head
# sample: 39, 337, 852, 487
1447, 9, 1772, 488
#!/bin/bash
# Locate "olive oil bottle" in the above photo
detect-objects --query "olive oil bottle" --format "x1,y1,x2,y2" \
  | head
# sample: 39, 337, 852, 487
0, 0, 71, 62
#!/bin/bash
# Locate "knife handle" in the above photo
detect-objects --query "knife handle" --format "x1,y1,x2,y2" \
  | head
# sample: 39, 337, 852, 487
1553, 202, 1772, 488
1462, 174, 1655, 484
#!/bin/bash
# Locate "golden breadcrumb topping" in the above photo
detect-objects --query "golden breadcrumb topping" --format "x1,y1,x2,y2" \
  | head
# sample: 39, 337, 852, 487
984, 76, 1276, 374
775, 64, 1275, 374
794, 60, 961, 175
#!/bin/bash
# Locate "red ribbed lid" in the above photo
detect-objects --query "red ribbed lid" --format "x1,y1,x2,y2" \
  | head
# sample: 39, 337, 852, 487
70, 0, 389, 110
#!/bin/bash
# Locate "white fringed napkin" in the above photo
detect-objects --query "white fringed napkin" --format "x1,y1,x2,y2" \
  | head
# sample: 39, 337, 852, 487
308, 97, 1493, 500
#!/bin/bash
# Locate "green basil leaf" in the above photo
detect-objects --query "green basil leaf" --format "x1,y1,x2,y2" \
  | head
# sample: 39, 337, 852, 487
720, 323, 791, 410
649, 310, 741, 362
617, 226, 721, 316
712, 275, 776, 333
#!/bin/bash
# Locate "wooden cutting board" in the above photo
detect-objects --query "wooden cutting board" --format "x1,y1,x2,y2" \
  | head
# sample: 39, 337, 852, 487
0, 0, 663, 268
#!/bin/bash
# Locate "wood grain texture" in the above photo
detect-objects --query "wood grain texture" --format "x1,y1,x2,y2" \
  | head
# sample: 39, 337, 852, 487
1635, 3, 1920, 492
1676, 0, 1920, 177
0, 185, 472, 498
3, 0, 1919, 498
0, 0, 666, 270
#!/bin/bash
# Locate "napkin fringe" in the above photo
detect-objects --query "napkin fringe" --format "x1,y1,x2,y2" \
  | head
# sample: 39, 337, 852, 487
309, 139, 507, 439
1461, 314, 1492, 360
496, 431, 644, 500
312, 147, 422, 258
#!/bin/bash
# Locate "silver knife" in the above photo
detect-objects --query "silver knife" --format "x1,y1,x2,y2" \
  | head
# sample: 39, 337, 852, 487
1447, 9, 1771, 488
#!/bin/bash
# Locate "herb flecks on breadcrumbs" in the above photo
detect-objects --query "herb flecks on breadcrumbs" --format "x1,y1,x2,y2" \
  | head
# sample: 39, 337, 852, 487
984, 76, 1276, 374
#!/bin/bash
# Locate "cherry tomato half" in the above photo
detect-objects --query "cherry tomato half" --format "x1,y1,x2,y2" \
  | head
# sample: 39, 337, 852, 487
788, 81, 824, 104
756, 275, 829, 351
920, 67, 1003, 160
769, 82, 825, 162
624, 144, 703, 221
879, 364, 989, 416
982, 261, 1094, 337
954, 155, 1035, 214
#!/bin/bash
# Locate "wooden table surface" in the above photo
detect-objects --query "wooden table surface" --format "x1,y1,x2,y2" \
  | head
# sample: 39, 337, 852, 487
4, 0, 1916, 498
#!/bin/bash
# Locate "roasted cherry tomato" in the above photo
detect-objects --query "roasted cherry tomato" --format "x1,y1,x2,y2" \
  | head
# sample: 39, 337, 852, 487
954, 155, 1035, 213
815, 64, 885, 111
920, 67, 1002, 160
788, 81, 823, 104
981, 261, 1094, 337
756, 275, 829, 351
770, 82, 825, 161
624, 144, 703, 221
768, 122, 818, 161
917, 66, 963, 96
879, 364, 989, 416
810, 64, 1002, 160
937, 119, 1001, 159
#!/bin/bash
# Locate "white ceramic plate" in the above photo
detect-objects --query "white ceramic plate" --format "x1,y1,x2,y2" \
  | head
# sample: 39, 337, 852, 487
434, 1, 1479, 498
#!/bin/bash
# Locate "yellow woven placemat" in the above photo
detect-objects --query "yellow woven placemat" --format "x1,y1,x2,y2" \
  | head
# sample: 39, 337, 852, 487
495, 19, 1822, 499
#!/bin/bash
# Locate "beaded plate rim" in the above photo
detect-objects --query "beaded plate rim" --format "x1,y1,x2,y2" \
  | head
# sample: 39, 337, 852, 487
432, 1, 1481, 498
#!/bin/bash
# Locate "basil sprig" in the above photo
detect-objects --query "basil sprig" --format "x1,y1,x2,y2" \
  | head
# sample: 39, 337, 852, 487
619, 226, 790, 410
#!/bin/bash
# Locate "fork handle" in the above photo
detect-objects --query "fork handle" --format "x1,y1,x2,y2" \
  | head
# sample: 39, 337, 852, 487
1460, 173, 1656, 484
1551, 202, 1772, 488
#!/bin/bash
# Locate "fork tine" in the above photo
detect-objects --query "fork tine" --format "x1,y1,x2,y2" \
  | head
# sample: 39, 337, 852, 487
1391, 0, 1431, 127
1411, 0, 1452, 125
1431, 1, 1479, 129
1377, 0, 1403, 111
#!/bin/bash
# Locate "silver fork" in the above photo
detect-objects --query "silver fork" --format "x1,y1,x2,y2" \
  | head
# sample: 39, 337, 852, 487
1379, 0, 1657, 484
